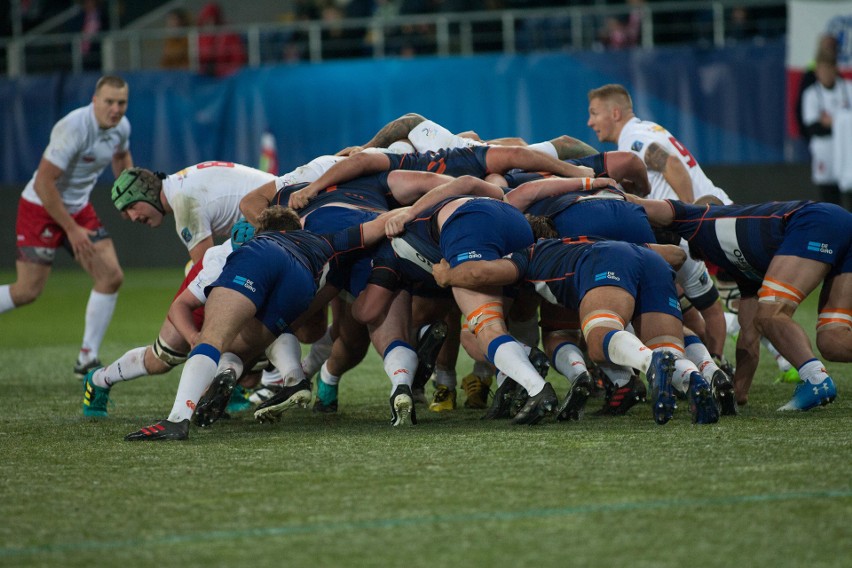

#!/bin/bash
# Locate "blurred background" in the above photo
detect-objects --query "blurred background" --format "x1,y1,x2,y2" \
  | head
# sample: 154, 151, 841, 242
1, 0, 850, 269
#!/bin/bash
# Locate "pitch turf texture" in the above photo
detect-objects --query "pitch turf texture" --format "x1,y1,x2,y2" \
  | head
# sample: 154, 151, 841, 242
0, 268, 849, 568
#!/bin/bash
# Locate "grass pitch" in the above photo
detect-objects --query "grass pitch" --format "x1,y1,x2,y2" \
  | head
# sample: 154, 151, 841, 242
0, 268, 849, 568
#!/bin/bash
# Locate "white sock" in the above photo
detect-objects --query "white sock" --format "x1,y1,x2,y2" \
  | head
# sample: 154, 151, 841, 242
673, 356, 699, 393
601, 330, 654, 375
301, 325, 333, 377
489, 336, 545, 396
552, 342, 587, 384
168, 349, 219, 422
94, 346, 149, 388
320, 362, 340, 386
684, 336, 719, 382
383, 342, 417, 391
435, 368, 457, 388
80, 290, 118, 362
217, 352, 244, 378
598, 362, 633, 388
0, 285, 15, 314
724, 311, 740, 336
798, 358, 830, 385
266, 333, 306, 384
261, 367, 284, 387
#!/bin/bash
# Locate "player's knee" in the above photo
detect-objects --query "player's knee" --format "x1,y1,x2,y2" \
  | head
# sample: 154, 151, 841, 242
96, 266, 124, 293
816, 308, 852, 361
152, 336, 188, 369
11, 284, 42, 306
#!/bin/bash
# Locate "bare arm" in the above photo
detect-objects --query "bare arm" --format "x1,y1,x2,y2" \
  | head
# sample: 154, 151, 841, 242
289, 152, 392, 210
733, 295, 761, 404
167, 289, 205, 347
240, 180, 278, 225
647, 243, 686, 270
644, 142, 694, 202
33, 158, 95, 260
188, 236, 214, 264
624, 194, 676, 227
431, 258, 520, 289
360, 112, 426, 149
384, 176, 505, 236
548, 135, 598, 159
506, 176, 615, 212
112, 150, 133, 178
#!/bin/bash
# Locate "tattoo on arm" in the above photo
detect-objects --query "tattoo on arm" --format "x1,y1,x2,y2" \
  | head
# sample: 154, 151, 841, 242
643, 143, 670, 172
366, 113, 426, 148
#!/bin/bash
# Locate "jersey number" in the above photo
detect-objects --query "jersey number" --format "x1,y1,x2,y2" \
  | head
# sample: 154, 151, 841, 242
668, 136, 696, 168
197, 161, 236, 169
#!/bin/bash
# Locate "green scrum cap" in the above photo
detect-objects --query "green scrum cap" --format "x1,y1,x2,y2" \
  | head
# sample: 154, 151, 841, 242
112, 168, 165, 213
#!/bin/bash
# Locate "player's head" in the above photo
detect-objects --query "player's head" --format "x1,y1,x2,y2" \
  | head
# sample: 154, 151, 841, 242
230, 218, 256, 250
815, 48, 838, 88
112, 168, 167, 227
257, 205, 302, 233
587, 84, 633, 143
92, 75, 128, 129
525, 214, 557, 240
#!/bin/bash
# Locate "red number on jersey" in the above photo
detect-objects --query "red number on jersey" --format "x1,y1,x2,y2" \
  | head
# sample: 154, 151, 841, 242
668, 136, 696, 168
197, 161, 236, 169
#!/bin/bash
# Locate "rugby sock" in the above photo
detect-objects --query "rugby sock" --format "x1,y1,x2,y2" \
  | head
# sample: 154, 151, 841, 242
684, 334, 720, 382
80, 290, 118, 362
601, 330, 654, 375
261, 367, 284, 387
435, 368, 457, 389
487, 335, 545, 396
598, 362, 634, 388
94, 346, 148, 388
552, 342, 588, 384
798, 358, 830, 385
762, 337, 793, 372
672, 356, 700, 393
301, 325, 333, 377
217, 352, 244, 378
383, 341, 417, 391
0, 285, 14, 313
168, 344, 220, 423
266, 333, 306, 386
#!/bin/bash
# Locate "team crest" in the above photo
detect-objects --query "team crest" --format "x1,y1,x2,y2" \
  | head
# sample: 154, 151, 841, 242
181, 227, 193, 243
631, 140, 644, 152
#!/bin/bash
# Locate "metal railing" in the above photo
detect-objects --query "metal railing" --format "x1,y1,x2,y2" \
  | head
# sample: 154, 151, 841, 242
1, 0, 786, 77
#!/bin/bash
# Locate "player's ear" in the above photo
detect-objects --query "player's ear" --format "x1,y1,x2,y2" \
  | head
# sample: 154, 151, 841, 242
612, 105, 622, 121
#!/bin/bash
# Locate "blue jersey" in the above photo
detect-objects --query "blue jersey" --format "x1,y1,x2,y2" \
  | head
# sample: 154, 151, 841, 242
503, 154, 606, 188
273, 173, 392, 216
385, 146, 490, 177
666, 200, 852, 296
507, 238, 681, 319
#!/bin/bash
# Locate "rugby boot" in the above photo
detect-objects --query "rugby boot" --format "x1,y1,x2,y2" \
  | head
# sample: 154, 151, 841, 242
483, 377, 520, 420
411, 322, 448, 398
710, 368, 737, 416
688, 372, 720, 424
193, 368, 237, 428
313, 377, 339, 414
74, 358, 102, 379
389, 384, 417, 426
461, 373, 493, 409
254, 379, 312, 423
595, 375, 643, 416
82, 367, 109, 418
429, 384, 457, 412
647, 351, 677, 425
125, 419, 190, 441
556, 371, 593, 422
512, 382, 558, 425
778, 377, 837, 411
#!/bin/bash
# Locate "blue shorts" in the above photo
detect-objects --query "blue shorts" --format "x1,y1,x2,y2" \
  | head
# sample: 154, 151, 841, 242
574, 241, 682, 320
551, 200, 655, 243
304, 206, 379, 297
441, 199, 534, 268
209, 239, 317, 335
566, 154, 606, 175
779, 203, 852, 277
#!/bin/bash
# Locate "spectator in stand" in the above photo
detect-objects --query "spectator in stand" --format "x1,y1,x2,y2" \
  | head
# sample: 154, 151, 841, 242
70, 0, 107, 71
598, 0, 642, 50
197, 2, 247, 77
160, 8, 192, 70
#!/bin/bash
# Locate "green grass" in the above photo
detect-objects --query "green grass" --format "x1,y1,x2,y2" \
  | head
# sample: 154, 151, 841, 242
0, 268, 850, 568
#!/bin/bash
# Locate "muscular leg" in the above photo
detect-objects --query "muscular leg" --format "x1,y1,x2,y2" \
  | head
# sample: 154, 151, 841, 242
816, 274, 852, 361
6, 260, 51, 308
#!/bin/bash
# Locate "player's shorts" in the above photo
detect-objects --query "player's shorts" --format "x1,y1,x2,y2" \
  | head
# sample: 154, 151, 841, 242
441, 199, 534, 268
779, 203, 852, 277
207, 239, 317, 336
304, 205, 379, 297
15, 198, 108, 265
574, 241, 682, 320
566, 154, 607, 175
551, 199, 655, 243
174, 260, 206, 329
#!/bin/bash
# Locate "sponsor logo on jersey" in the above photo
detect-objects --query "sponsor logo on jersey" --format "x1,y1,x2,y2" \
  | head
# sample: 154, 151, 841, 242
807, 241, 833, 255
651, 125, 666, 132
232, 275, 256, 292
594, 271, 621, 282
669, 297, 681, 311
181, 227, 193, 243
630, 140, 644, 152
456, 251, 482, 262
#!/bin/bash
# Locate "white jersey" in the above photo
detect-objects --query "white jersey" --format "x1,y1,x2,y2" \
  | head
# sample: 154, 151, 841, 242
617, 117, 731, 204
802, 78, 852, 185
407, 119, 488, 153
162, 161, 275, 252
274, 155, 345, 190
187, 240, 232, 303
21, 104, 131, 214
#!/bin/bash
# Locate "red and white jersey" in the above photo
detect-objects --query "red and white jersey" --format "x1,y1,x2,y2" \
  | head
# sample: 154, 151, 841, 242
21, 104, 131, 214
187, 240, 233, 303
162, 161, 275, 252
617, 117, 731, 204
